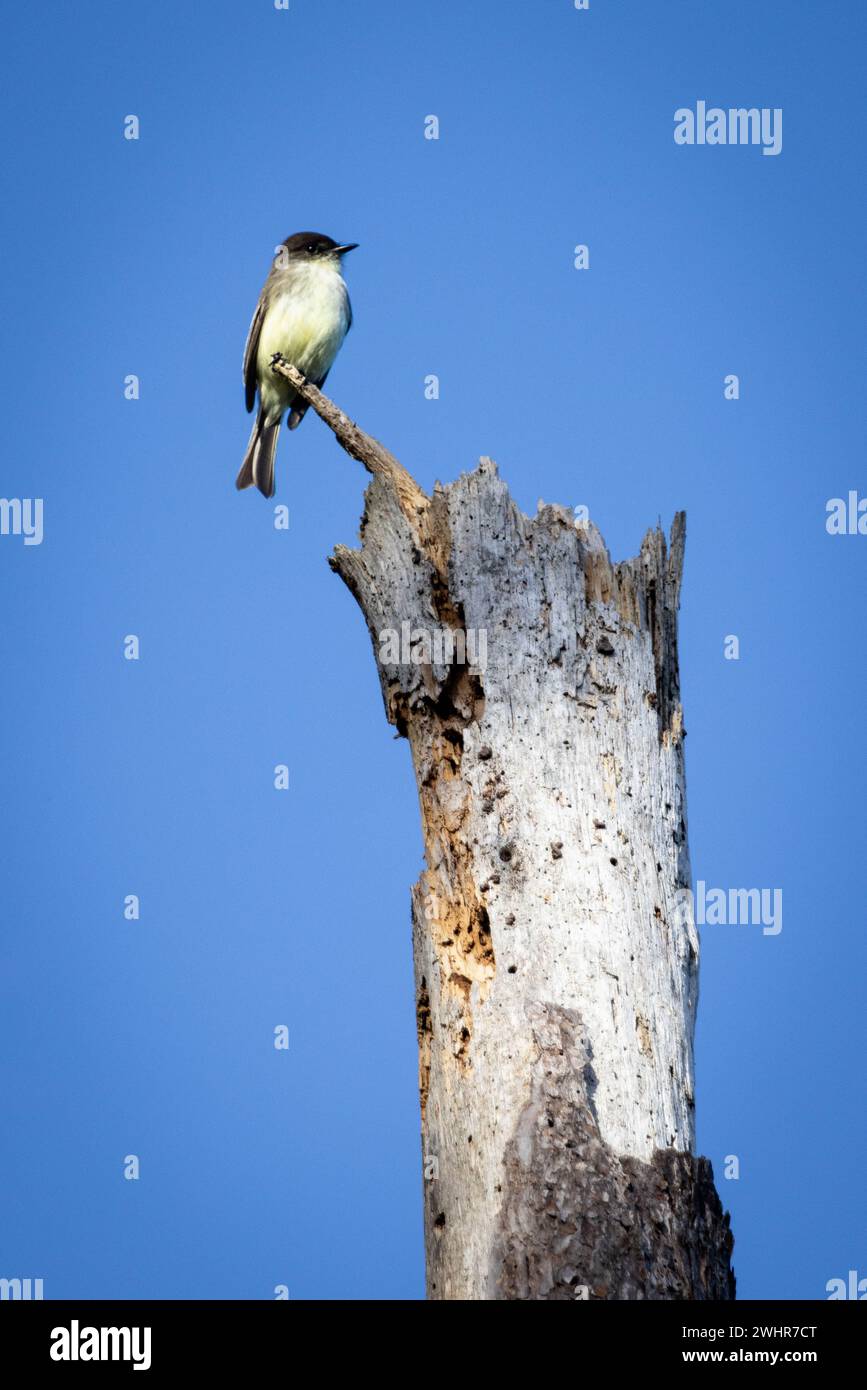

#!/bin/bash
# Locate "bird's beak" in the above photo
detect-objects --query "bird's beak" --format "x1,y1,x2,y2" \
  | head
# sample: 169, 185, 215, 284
333, 243, 358, 255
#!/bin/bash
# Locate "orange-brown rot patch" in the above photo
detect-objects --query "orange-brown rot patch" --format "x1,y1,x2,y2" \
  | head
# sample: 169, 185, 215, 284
416, 978, 432, 1124
410, 715, 496, 1080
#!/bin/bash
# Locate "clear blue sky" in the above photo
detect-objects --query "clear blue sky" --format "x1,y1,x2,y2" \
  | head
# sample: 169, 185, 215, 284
1, 0, 864, 1300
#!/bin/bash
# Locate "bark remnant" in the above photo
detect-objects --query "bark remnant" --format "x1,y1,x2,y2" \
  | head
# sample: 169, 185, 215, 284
497, 1002, 734, 1300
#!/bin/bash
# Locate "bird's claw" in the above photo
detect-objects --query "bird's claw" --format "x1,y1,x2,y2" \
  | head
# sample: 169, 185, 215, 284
270, 353, 308, 387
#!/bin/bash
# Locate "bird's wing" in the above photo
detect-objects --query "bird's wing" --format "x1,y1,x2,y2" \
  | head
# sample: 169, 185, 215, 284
243, 292, 267, 414
345, 286, 353, 333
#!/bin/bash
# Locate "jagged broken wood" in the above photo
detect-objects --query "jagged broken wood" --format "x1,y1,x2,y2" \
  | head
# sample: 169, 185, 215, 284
279, 359, 735, 1301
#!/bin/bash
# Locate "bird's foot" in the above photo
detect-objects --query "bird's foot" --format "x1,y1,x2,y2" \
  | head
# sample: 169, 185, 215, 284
271, 354, 310, 391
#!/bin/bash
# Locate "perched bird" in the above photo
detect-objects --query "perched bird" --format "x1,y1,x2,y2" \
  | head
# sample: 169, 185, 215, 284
236, 231, 357, 498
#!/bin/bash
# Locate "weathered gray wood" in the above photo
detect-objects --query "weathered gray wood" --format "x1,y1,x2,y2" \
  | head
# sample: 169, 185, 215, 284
277, 361, 734, 1301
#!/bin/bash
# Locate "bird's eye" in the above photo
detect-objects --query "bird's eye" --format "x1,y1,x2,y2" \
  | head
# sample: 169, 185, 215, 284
306, 243, 317, 254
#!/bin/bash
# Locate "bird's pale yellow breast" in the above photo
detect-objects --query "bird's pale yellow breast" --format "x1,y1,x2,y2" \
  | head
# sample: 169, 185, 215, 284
257, 260, 349, 383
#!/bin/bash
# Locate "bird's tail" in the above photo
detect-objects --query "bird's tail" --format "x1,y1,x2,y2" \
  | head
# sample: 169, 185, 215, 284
236, 412, 280, 499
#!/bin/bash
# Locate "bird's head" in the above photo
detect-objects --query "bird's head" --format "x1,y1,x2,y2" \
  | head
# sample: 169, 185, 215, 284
280, 232, 358, 263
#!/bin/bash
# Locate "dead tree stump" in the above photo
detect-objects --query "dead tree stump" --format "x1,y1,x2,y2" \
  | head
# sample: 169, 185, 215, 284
274, 361, 735, 1301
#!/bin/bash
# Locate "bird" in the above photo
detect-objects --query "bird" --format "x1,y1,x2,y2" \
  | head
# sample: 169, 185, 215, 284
236, 231, 357, 499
